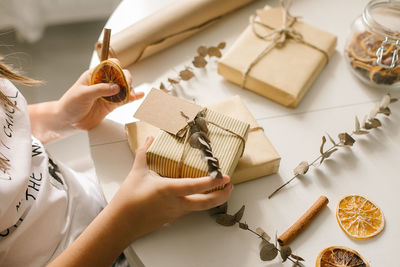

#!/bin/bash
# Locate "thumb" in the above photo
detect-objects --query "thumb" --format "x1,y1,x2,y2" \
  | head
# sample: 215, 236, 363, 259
133, 136, 154, 170
86, 83, 121, 98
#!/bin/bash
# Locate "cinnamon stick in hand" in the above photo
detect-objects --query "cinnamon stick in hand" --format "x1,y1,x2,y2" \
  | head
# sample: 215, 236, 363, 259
100, 28, 112, 61
278, 195, 329, 246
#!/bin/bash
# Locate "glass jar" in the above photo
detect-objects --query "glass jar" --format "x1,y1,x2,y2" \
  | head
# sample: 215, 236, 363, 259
345, 0, 400, 88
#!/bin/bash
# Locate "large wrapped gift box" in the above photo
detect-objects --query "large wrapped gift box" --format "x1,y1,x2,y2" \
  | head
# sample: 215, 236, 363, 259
218, 6, 337, 108
126, 95, 280, 183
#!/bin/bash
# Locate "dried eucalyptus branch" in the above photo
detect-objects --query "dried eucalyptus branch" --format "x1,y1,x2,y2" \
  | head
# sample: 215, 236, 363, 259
187, 111, 222, 178
211, 204, 304, 266
268, 94, 398, 199
158, 42, 226, 93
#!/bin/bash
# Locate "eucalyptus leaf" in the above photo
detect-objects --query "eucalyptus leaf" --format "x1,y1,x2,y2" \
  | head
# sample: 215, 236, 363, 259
369, 104, 379, 119
160, 82, 167, 91
189, 124, 201, 135
207, 46, 222, 58
279, 245, 292, 262
239, 222, 249, 230
260, 242, 278, 261
256, 227, 271, 241
188, 133, 202, 149
195, 117, 208, 133
233, 205, 245, 222
338, 132, 355, 146
217, 42, 226, 49
209, 202, 228, 216
369, 118, 382, 128
378, 107, 391, 116
354, 116, 360, 132
168, 77, 180, 84
192, 55, 207, 68
204, 156, 218, 163
216, 214, 236, 226
197, 45, 208, 57
210, 170, 219, 179
290, 254, 305, 261
324, 148, 338, 159
327, 133, 336, 146
380, 94, 391, 108
179, 69, 194, 81
320, 136, 326, 155
361, 115, 368, 129
293, 161, 309, 176
198, 136, 211, 150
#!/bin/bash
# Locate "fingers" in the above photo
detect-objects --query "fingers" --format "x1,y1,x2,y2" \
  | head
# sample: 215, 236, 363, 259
85, 83, 121, 98
123, 69, 132, 87
182, 183, 233, 211
164, 175, 231, 196
133, 136, 154, 170
128, 91, 145, 102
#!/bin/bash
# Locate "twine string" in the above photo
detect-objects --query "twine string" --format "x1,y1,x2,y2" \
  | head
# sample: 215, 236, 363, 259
241, 0, 329, 87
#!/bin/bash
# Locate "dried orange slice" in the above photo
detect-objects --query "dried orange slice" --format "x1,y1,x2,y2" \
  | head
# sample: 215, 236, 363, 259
316, 246, 369, 267
336, 195, 384, 239
90, 60, 130, 104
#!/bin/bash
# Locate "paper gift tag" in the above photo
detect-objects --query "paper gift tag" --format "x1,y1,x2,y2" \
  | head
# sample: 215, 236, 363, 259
134, 88, 203, 136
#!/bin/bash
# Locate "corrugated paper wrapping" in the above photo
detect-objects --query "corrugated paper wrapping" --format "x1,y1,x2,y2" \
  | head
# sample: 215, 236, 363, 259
96, 0, 256, 67
126, 96, 280, 184
147, 108, 249, 178
218, 6, 337, 108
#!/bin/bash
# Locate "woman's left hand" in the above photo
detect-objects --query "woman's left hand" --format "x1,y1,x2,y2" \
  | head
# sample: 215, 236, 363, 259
58, 58, 144, 130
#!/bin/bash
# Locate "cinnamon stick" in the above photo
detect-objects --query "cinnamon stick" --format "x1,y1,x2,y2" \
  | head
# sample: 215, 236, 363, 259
278, 195, 329, 246
100, 28, 112, 61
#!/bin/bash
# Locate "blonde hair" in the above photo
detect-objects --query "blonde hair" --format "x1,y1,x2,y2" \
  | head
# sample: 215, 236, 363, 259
0, 60, 41, 171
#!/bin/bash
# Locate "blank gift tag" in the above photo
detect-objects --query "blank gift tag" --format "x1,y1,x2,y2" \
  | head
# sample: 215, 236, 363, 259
134, 88, 203, 136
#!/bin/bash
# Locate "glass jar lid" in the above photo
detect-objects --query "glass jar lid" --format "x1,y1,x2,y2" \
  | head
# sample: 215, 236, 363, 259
363, 0, 400, 40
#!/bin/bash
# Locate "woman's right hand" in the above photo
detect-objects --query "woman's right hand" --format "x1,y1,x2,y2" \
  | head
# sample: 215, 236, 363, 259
48, 136, 232, 267
110, 136, 233, 242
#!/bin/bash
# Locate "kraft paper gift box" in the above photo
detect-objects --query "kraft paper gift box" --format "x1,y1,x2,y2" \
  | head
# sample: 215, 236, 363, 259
218, 6, 337, 108
131, 89, 250, 179
126, 94, 280, 184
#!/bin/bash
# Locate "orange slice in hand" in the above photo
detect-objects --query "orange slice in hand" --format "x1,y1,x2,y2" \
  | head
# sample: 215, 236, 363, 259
90, 60, 130, 104
336, 195, 384, 240
316, 246, 369, 267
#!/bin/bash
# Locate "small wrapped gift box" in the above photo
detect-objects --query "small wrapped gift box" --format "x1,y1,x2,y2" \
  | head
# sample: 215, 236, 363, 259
218, 6, 337, 108
132, 89, 250, 179
127, 94, 280, 184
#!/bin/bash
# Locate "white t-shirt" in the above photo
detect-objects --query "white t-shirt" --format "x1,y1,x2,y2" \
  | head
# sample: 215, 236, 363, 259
0, 79, 105, 266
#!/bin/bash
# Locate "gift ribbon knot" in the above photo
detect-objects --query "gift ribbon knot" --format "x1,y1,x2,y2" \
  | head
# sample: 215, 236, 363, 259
241, 0, 330, 88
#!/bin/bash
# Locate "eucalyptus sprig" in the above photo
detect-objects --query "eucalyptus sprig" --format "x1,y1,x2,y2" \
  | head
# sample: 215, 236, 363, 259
158, 42, 226, 93
211, 204, 304, 266
268, 93, 398, 199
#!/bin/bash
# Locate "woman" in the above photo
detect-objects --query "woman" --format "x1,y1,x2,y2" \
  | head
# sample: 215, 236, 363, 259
0, 59, 233, 266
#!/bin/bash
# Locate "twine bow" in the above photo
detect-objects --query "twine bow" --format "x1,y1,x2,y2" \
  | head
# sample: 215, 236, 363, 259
241, 0, 330, 88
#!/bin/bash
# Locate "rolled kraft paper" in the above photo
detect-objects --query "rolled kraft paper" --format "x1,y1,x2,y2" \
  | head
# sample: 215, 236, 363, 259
96, 0, 256, 67
278, 196, 329, 246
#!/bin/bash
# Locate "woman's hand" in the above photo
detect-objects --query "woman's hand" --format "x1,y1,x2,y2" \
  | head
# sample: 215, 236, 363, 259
111, 136, 233, 241
29, 59, 143, 143
48, 136, 233, 266
57, 58, 144, 130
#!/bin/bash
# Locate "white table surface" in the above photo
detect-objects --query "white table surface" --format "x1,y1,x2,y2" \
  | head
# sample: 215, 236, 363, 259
88, 0, 400, 266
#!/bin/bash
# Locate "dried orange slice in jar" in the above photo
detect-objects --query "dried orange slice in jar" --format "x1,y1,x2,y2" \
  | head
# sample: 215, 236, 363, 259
316, 246, 369, 267
336, 195, 384, 239
90, 60, 130, 104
